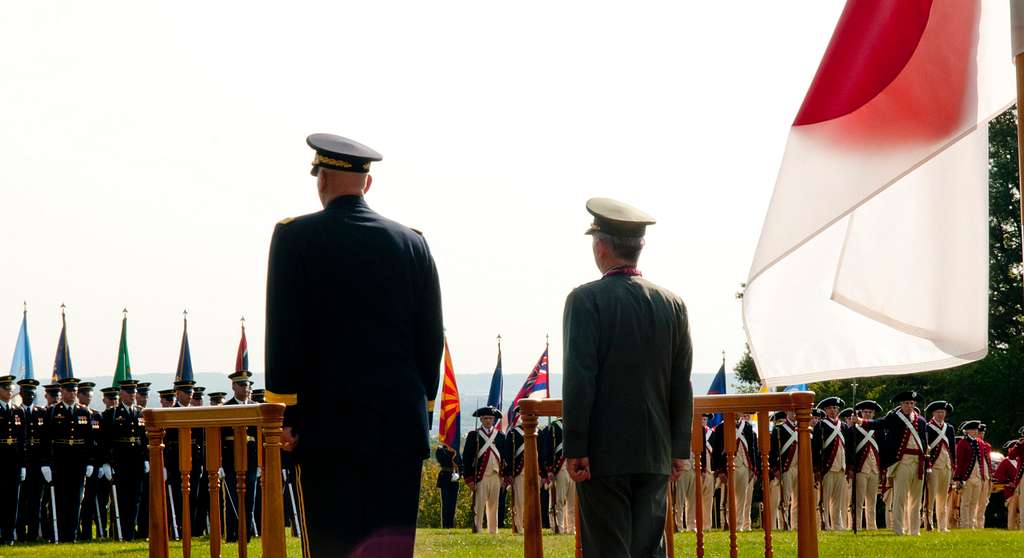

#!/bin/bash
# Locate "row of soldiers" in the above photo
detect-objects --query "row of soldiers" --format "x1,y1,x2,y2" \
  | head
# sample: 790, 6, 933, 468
434, 406, 576, 535
667, 390, 1022, 536
0, 371, 296, 544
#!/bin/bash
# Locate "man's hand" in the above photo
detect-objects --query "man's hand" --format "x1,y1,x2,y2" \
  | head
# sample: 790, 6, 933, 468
567, 457, 591, 482
670, 458, 690, 482
282, 426, 298, 452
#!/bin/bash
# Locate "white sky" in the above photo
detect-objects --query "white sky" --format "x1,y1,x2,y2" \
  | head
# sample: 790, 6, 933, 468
1, 1, 845, 384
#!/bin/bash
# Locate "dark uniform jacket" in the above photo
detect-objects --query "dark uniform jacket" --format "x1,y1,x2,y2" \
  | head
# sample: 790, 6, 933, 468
845, 424, 881, 474
22, 403, 46, 466
539, 420, 568, 477
860, 410, 928, 471
505, 426, 526, 478
769, 420, 798, 478
562, 273, 693, 477
165, 401, 204, 474
101, 403, 147, 468
461, 427, 508, 484
0, 401, 27, 463
265, 195, 444, 462
710, 420, 759, 476
221, 398, 257, 472
43, 401, 96, 467
925, 420, 956, 470
812, 417, 848, 475
434, 445, 462, 488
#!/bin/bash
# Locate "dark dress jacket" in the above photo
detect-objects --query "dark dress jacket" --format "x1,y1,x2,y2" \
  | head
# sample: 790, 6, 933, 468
265, 195, 444, 462
562, 273, 693, 478
710, 420, 760, 476
860, 410, 928, 471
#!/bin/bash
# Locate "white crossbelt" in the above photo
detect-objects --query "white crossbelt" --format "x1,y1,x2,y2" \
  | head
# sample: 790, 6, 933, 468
780, 423, 797, 456
895, 411, 924, 452
514, 427, 525, 457
855, 425, 877, 454
927, 422, 950, 453
823, 418, 843, 449
476, 428, 501, 461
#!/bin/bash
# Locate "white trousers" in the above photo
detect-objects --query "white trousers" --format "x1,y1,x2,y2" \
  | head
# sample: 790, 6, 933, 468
960, 477, 982, 529
927, 467, 952, 531
891, 455, 923, 536
474, 471, 502, 534
854, 471, 880, 530
821, 470, 847, 531
553, 467, 575, 534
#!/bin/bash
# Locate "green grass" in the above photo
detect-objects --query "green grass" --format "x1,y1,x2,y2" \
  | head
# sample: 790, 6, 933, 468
0, 529, 1020, 557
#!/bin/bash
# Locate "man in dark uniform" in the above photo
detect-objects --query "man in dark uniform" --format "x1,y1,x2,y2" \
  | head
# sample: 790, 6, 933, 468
158, 389, 175, 408
563, 198, 693, 557
252, 389, 266, 403
76, 382, 104, 540
208, 392, 226, 406
0, 375, 27, 545
710, 412, 759, 531
847, 400, 883, 530
812, 396, 848, 531
44, 384, 60, 407
265, 133, 443, 558
42, 378, 96, 543
504, 415, 527, 533
135, 382, 151, 408
164, 379, 195, 540
191, 386, 205, 406
770, 411, 799, 530
16, 379, 45, 543
188, 386, 209, 536
134, 382, 151, 539
434, 443, 461, 528
100, 380, 147, 540
222, 371, 257, 543
541, 418, 574, 534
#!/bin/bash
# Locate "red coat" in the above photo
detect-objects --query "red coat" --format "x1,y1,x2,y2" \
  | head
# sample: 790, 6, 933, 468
992, 457, 1019, 501
953, 436, 988, 482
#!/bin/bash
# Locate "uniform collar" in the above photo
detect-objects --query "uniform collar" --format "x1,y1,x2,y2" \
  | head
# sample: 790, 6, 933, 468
326, 195, 368, 211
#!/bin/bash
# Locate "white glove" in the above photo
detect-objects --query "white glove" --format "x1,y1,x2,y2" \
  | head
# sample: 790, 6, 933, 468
256, 467, 262, 479
451, 472, 460, 482
20, 468, 26, 482
85, 465, 94, 478
218, 467, 225, 480
143, 461, 150, 474
41, 466, 52, 483
100, 464, 113, 481
282, 469, 288, 482
163, 467, 168, 481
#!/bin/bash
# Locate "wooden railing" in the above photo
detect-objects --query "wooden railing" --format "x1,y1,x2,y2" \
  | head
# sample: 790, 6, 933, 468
520, 391, 818, 558
143, 404, 287, 558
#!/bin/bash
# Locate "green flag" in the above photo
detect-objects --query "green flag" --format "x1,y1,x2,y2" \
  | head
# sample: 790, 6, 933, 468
112, 310, 131, 386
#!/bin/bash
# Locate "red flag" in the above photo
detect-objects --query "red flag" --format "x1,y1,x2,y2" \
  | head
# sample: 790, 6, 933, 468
235, 318, 249, 372
438, 338, 461, 448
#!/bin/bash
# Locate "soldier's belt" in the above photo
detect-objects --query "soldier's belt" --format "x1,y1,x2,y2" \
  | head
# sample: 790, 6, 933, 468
0, 437, 18, 445
28, 437, 41, 446
53, 438, 87, 446
114, 437, 142, 444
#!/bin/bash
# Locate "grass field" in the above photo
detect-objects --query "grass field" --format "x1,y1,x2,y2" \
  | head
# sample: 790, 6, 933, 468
0, 528, 1020, 557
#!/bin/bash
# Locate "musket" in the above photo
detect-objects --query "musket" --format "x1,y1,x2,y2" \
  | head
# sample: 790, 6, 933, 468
95, 495, 105, 539
111, 476, 124, 541
166, 483, 179, 540
50, 484, 59, 543
923, 468, 932, 531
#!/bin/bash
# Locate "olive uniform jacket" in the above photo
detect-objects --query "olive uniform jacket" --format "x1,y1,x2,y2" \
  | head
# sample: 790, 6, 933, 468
265, 195, 444, 462
562, 273, 693, 478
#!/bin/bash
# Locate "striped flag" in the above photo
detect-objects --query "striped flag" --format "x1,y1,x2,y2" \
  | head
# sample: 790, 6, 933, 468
438, 338, 461, 449
235, 317, 249, 372
9, 305, 33, 380
506, 344, 550, 429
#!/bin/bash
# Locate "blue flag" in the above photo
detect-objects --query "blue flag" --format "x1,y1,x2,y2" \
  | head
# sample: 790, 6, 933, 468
706, 363, 727, 428
784, 384, 808, 392
175, 314, 193, 382
9, 307, 34, 380
51, 307, 73, 382
487, 340, 503, 428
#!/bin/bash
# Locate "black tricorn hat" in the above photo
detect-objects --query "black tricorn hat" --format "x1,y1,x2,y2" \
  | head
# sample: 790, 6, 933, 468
854, 400, 883, 414
771, 411, 787, 421
924, 400, 953, 416
1004, 440, 1019, 451
817, 396, 844, 409
839, 408, 854, 419
811, 408, 825, 418
891, 390, 923, 404
307, 133, 382, 176
961, 420, 981, 432
472, 406, 502, 419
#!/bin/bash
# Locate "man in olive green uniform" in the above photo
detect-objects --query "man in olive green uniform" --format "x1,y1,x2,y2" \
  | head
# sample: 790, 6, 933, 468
563, 198, 693, 558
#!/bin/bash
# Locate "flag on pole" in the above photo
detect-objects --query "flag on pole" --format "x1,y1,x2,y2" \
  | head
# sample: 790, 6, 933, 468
487, 336, 503, 430
506, 344, 550, 429
9, 304, 33, 380
744, 1, 1015, 386
51, 305, 73, 382
112, 309, 132, 386
235, 317, 249, 372
175, 311, 193, 382
706, 363, 727, 428
784, 384, 809, 392
438, 338, 461, 449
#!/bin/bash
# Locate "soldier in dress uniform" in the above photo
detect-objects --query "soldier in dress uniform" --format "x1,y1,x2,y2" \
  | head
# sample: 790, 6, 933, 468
42, 378, 97, 543
98, 386, 119, 536
135, 383, 151, 408
0, 375, 27, 545
770, 411, 799, 530
158, 389, 175, 408
134, 382, 151, 539
993, 439, 1020, 529
562, 198, 693, 557
252, 388, 266, 403
856, 391, 928, 536
504, 412, 527, 533
208, 392, 226, 406
191, 386, 205, 406
76, 382, 105, 540
435, 443, 461, 528
847, 400, 882, 530
189, 385, 210, 536
44, 384, 60, 407
812, 396, 848, 531
542, 417, 575, 534
263, 133, 443, 558
223, 371, 257, 542
674, 413, 713, 532
16, 379, 46, 543
953, 420, 988, 529
924, 400, 955, 532
711, 412, 758, 531
462, 406, 507, 534
974, 423, 993, 528
100, 380, 148, 540
164, 379, 196, 539
102, 387, 118, 410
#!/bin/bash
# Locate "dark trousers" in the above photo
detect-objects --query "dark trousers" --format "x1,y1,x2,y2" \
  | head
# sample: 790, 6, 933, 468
296, 456, 421, 558
191, 469, 209, 536
112, 462, 143, 540
16, 466, 42, 542
78, 470, 101, 539
53, 460, 86, 543
438, 479, 459, 528
137, 471, 149, 539
224, 470, 257, 542
577, 474, 668, 558
0, 461, 21, 543
540, 486, 550, 529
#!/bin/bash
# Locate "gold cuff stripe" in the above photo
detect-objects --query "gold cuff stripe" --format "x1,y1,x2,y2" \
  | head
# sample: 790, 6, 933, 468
265, 390, 298, 406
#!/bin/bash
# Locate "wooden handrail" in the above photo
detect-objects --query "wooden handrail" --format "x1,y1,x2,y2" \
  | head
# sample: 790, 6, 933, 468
144, 404, 287, 558
520, 392, 819, 558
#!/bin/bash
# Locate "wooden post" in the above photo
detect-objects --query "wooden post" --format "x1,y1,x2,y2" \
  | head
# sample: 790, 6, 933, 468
233, 426, 249, 558
522, 411, 543, 558
206, 427, 223, 558
147, 425, 169, 558
691, 417, 705, 558
180, 428, 193, 558
724, 414, 738, 558
794, 396, 818, 558
260, 405, 287, 557
757, 411, 773, 558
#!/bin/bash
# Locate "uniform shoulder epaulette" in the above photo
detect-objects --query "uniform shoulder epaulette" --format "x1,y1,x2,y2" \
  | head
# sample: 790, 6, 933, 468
278, 216, 295, 225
